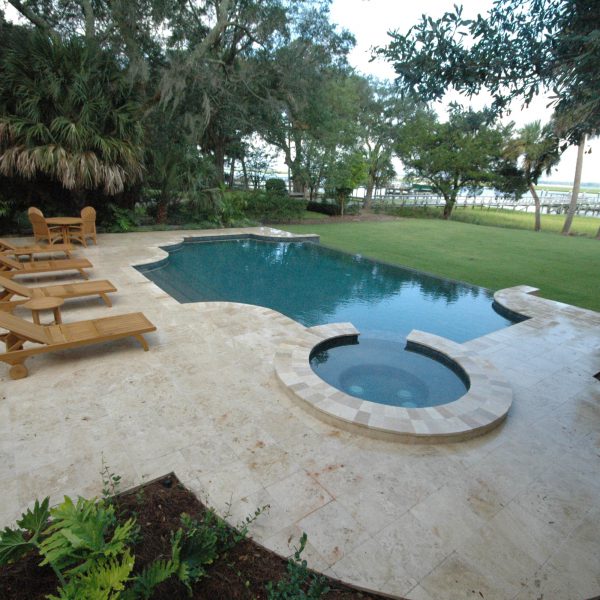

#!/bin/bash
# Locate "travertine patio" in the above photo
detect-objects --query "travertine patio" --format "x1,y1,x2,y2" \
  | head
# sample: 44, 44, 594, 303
1, 227, 599, 600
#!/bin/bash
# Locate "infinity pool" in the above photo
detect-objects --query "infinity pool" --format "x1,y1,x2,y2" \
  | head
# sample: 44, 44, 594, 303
138, 239, 515, 407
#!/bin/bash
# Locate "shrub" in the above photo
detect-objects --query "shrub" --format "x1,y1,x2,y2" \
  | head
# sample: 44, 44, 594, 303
306, 200, 360, 216
306, 201, 340, 216
265, 178, 288, 196
105, 204, 142, 232
242, 190, 306, 223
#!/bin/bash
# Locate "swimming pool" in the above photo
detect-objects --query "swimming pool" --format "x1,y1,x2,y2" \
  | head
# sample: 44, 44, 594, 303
137, 238, 515, 408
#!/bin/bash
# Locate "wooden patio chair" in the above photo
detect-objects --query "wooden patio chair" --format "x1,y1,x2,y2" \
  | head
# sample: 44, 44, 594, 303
28, 210, 63, 245
68, 206, 97, 246
0, 239, 73, 260
0, 255, 92, 279
0, 274, 116, 308
0, 310, 156, 379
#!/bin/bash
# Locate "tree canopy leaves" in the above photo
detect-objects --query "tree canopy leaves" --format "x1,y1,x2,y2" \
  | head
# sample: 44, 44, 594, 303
379, 0, 600, 144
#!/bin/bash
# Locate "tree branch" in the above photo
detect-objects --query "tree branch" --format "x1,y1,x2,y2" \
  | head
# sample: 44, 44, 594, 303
7, 0, 58, 38
79, 0, 95, 38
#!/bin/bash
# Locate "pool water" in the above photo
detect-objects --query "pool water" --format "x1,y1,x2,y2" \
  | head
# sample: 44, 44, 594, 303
311, 337, 468, 408
138, 239, 515, 407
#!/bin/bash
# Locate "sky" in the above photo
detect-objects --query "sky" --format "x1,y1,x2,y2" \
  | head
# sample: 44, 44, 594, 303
329, 0, 600, 184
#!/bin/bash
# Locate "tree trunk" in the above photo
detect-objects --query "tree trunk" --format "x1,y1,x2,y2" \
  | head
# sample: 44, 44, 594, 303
81, 0, 96, 39
561, 133, 586, 235
228, 158, 235, 189
442, 196, 455, 219
292, 178, 304, 194
241, 157, 248, 190
157, 195, 168, 224
213, 140, 226, 185
364, 177, 375, 210
529, 183, 542, 231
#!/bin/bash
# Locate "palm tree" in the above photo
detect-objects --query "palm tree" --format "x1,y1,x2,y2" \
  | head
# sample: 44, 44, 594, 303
0, 33, 144, 199
505, 121, 562, 232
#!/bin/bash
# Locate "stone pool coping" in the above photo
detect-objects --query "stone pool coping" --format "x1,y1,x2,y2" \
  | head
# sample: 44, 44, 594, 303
494, 284, 600, 326
131, 226, 320, 270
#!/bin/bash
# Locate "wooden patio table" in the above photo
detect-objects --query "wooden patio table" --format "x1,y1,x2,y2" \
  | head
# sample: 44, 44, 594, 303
45, 217, 83, 245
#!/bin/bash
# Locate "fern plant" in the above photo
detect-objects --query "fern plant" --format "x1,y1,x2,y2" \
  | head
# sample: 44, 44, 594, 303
0, 495, 222, 599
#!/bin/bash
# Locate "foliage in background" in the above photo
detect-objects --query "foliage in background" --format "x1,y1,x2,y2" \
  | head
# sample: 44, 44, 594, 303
379, 0, 600, 144
379, 0, 600, 235
0, 0, 356, 232
237, 190, 306, 223
0, 29, 144, 203
395, 107, 520, 218
504, 121, 562, 231
1, 1, 595, 234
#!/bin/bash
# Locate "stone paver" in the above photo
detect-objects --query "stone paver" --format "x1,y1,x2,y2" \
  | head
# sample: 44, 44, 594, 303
1, 227, 599, 600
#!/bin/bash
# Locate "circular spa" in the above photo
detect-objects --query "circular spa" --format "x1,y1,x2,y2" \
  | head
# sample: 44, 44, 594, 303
310, 336, 468, 409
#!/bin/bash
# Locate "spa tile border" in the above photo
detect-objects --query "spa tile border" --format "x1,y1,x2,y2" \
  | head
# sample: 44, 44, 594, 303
274, 325, 513, 443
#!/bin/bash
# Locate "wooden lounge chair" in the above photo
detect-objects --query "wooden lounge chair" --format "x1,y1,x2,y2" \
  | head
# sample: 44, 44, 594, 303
28, 210, 64, 245
68, 206, 97, 246
0, 239, 73, 260
0, 311, 156, 379
0, 274, 116, 308
0, 255, 92, 279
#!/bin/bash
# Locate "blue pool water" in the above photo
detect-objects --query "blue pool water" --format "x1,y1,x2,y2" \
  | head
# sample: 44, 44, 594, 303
138, 239, 515, 407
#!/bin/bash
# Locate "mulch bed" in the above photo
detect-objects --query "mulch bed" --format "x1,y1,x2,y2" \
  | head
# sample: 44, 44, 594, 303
0, 474, 402, 599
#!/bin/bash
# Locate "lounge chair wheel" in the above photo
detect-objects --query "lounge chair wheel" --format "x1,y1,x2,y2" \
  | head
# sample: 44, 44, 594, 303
9, 363, 28, 379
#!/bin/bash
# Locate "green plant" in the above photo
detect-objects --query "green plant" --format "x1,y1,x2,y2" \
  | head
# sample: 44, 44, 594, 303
219, 191, 248, 226
242, 190, 306, 223
265, 178, 288, 196
0, 495, 136, 596
0, 485, 271, 599
100, 457, 122, 502
107, 204, 138, 232
265, 533, 329, 599
0, 494, 223, 599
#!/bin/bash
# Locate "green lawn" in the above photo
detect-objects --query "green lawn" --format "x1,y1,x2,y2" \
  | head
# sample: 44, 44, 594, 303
451, 207, 600, 236
284, 220, 600, 312
300, 210, 330, 220
383, 206, 600, 237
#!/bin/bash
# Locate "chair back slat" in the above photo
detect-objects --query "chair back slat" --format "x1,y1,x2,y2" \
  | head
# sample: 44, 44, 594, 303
29, 211, 53, 240
0, 240, 16, 252
0, 255, 22, 270
0, 311, 50, 344
81, 206, 97, 236
0, 274, 32, 297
